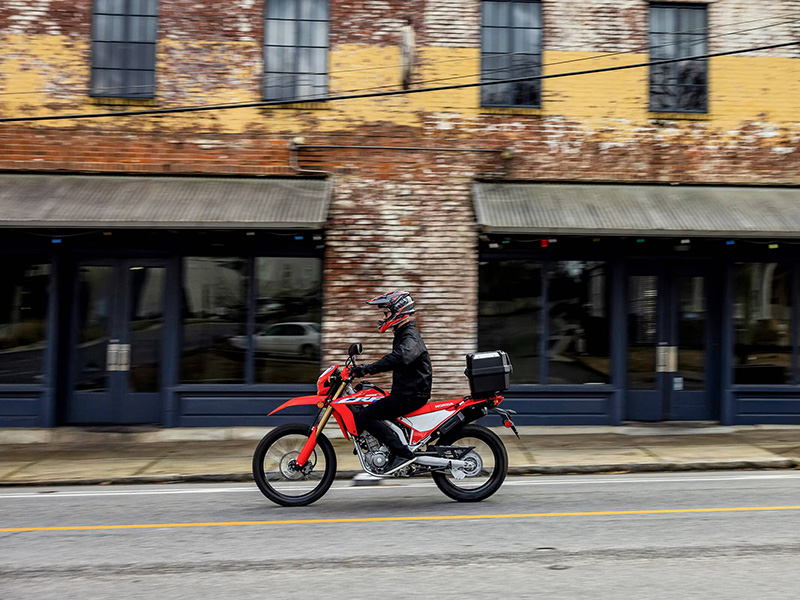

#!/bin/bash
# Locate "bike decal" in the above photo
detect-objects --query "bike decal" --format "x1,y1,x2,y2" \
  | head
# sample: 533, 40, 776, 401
336, 395, 383, 404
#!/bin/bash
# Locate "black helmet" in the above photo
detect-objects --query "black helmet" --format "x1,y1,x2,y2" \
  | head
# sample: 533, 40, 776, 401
367, 291, 416, 333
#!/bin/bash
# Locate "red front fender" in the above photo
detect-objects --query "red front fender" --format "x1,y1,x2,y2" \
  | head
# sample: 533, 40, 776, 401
268, 395, 325, 416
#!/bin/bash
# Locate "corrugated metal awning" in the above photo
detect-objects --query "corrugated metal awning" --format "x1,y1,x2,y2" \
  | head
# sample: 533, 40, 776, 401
0, 175, 331, 229
474, 183, 800, 238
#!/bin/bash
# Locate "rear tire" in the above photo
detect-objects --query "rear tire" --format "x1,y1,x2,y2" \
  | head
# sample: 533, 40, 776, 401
431, 424, 508, 502
252, 423, 337, 507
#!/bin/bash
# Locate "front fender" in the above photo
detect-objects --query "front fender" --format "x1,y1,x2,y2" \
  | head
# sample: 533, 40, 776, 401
268, 395, 325, 416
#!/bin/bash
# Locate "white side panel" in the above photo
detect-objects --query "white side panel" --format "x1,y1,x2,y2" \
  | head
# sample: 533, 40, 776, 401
400, 410, 452, 433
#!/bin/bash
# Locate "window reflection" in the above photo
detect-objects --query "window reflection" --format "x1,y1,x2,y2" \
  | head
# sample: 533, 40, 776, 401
479, 261, 541, 384
129, 267, 165, 393
548, 261, 610, 384
628, 275, 658, 390
252, 257, 322, 383
734, 263, 792, 385
0, 260, 50, 384
75, 266, 113, 392
180, 258, 247, 383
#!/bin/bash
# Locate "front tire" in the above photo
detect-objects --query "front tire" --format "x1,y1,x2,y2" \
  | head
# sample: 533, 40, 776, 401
431, 424, 508, 502
252, 423, 337, 506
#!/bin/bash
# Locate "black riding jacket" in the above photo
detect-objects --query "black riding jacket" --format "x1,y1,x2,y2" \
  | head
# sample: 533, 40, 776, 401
364, 321, 432, 399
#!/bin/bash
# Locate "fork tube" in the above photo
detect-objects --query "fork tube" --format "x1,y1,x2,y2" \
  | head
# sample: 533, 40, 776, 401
296, 381, 346, 466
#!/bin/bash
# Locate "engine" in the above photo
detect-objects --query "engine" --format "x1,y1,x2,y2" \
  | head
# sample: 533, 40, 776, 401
358, 431, 391, 473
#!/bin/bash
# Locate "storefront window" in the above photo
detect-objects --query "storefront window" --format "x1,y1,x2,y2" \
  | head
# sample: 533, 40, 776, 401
547, 261, 609, 384
180, 257, 247, 383
734, 263, 792, 385
254, 257, 322, 384
0, 259, 50, 384
479, 261, 541, 384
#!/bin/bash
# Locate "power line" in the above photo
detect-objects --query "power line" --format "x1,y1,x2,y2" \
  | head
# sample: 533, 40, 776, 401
322, 18, 800, 98
1, 40, 798, 124
0, 13, 795, 98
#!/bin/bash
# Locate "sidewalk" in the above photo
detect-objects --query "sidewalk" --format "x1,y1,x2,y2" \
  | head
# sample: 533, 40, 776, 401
1, 423, 799, 486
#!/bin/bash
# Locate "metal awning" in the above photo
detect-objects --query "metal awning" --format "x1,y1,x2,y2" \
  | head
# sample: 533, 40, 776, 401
0, 175, 331, 229
474, 183, 800, 238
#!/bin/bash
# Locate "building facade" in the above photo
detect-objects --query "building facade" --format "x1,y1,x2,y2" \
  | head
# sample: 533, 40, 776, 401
1, 0, 799, 427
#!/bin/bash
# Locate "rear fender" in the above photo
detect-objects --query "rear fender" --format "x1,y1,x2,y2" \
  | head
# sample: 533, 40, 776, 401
268, 395, 325, 416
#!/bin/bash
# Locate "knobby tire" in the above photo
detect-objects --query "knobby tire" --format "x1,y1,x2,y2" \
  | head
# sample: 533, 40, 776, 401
252, 423, 337, 507
431, 424, 508, 502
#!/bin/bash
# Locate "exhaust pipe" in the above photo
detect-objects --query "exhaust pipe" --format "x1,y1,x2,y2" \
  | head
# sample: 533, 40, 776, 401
415, 456, 468, 469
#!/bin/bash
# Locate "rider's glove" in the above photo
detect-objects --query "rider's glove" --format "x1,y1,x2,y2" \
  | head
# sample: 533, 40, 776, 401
351, 364, 370, 378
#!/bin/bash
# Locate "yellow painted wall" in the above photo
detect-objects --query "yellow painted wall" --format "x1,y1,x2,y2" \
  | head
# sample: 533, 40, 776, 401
1, 35, 799, 141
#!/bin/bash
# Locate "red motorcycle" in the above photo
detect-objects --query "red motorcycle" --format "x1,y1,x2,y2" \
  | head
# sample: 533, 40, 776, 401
252, 343, 517, 506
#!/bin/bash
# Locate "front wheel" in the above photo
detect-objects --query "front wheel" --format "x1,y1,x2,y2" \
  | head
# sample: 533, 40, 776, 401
252, 423, 337, 506
431, 424, 508, 502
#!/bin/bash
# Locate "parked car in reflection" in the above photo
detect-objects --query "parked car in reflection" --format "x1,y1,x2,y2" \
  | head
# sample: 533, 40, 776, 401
229, 322, 321, 359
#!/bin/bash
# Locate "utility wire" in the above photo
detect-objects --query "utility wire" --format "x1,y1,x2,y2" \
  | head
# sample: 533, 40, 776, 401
317, 18, 799, 98
0, 13, 794, 97
1, 40, 798, 123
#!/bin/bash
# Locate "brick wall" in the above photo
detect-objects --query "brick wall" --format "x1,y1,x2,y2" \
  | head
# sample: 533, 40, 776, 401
1, 0, 799, 397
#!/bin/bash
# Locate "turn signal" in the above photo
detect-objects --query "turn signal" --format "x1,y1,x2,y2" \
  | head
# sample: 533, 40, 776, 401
316, 401, 325, 408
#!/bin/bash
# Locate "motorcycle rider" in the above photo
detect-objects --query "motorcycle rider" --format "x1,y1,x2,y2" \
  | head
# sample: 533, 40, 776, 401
350, 291, 432, 474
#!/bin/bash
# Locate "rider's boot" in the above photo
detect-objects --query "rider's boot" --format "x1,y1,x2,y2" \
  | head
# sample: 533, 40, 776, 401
384, 447, 416, 474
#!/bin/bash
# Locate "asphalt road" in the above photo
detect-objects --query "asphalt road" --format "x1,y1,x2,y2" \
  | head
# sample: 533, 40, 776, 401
2, 472, 800, 599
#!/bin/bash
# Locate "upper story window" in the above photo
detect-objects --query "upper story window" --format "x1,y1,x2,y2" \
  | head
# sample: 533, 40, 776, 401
649, 3, 708, 113
263, 0, 329, 102
91, 0, 158, 98
480, 0, 542, 108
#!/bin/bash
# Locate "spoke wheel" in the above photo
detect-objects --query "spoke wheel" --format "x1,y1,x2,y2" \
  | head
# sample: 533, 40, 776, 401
431, 424, 508, 502
252, 423, 337, 507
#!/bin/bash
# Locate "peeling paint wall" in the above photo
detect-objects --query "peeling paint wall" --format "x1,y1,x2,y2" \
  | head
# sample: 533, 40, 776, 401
1, 0, 799, 397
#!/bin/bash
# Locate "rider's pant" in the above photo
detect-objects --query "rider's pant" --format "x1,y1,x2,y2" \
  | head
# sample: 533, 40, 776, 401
356, 393, 427, 458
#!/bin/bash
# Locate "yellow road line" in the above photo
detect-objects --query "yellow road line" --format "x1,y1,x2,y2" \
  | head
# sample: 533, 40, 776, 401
3, 506, 800, 533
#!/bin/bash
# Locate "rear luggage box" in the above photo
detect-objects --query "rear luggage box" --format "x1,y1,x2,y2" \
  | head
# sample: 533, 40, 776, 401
465, 350, 513, 398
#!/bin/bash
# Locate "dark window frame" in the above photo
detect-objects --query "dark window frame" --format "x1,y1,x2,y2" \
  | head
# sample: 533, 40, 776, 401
480, 0, 543, 109
90, 0, 159, 98
649, 2, 709, 113
263, 0, 330, 102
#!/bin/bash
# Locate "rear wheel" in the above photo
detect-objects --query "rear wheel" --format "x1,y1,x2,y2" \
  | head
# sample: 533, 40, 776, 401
252, 423, 337, 506
431, 424, 508, 502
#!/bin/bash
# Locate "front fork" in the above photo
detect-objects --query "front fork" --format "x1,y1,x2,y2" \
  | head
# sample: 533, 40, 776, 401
295, 382, 345, 467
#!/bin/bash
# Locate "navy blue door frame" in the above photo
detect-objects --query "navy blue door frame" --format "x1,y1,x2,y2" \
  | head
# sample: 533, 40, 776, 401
66, 258, 168, 425
623, 262, 719, 421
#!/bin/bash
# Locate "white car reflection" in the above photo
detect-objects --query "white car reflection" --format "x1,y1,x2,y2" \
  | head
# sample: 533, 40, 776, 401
230, 322, 321, 359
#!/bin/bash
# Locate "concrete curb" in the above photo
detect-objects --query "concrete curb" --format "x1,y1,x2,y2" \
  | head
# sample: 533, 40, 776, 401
1, 459, 796, 488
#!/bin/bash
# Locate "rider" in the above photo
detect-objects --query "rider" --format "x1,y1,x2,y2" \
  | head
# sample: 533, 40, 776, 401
350, 291, 432, 474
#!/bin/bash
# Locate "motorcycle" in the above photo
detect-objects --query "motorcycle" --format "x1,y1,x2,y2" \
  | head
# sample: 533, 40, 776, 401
252, 343, 518, 506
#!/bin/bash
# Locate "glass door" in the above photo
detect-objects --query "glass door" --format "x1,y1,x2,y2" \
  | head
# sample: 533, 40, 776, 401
626, 265, 712, 421
68, 259, 166, 424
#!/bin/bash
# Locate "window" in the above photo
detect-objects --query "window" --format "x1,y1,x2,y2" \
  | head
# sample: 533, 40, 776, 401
254, 257, 321, 383
91, 0, 158, 98
649, 3, 708, 113
180, 256, 323, 385
479, 259, 610, 385
547, 262, 610, 384
479, 261, 541, 383
734, 263, 792, 385
263, 0, 329, 101
0, 260, 50, 384
180, 258, 248, 384
480, 1, 542, 108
